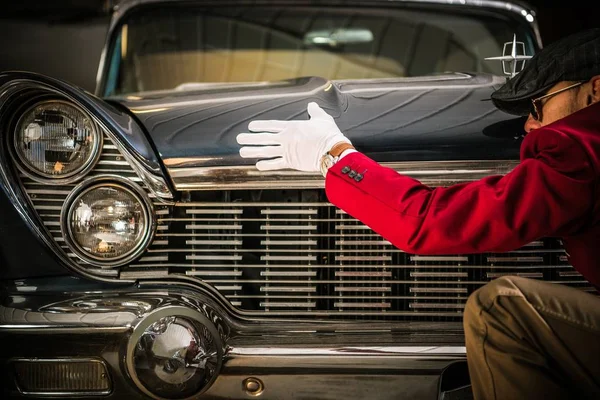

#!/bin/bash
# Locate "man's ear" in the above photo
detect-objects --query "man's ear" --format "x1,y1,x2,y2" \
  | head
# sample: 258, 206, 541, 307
590, 75, 600, 104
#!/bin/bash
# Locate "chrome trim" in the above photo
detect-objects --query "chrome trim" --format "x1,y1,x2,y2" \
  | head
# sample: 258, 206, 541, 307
10, 357, 112, 397
0, 290, 468, 338
484, 34, 534, 78
106, 132, 173, 201
0, 290, 469, 400
0, 288, 464, 331
207, 371, 459, 400
10, 99, 104, 184
125, 305, 224, 400
0, 325, 130, 334
229, 346, 465, 356
0, 295, 140, 333
60, 175, 156, 267
137, 276, 468, 319
166, 160, 519, 190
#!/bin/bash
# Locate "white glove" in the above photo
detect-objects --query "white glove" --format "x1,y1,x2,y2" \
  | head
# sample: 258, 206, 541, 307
236, 102, 351, 172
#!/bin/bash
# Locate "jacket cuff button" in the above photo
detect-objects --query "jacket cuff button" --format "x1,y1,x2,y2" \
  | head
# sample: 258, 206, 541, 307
341, 166, 351, 174
354, 174, 363, 182
348, 170, 357, 178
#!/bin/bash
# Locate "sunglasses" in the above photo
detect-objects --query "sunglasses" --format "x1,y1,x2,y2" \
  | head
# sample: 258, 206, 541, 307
530, 81, 586, 121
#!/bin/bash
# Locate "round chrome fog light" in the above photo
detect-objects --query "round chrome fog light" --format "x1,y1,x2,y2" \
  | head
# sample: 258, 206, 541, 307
61, 176, 154, 267
126, 307, 223, 400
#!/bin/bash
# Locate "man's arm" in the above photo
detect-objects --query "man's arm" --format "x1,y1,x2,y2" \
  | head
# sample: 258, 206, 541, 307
325, 129, 595, 254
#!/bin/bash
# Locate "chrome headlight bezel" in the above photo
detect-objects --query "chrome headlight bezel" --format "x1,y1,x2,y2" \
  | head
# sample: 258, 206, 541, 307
60, 175, 155, 267
10, 98, 103, 184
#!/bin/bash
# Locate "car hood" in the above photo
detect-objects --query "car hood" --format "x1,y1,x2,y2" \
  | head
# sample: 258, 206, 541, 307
109, 73, 526, 168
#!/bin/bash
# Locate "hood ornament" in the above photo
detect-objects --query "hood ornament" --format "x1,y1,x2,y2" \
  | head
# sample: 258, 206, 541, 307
485, 34, 533, 78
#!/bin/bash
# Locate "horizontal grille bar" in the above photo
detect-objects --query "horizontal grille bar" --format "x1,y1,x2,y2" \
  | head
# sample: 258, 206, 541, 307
127, 196, 595, 320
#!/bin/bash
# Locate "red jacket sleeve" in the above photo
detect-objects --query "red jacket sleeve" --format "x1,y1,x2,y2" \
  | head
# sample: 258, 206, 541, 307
325, 128, 595, 254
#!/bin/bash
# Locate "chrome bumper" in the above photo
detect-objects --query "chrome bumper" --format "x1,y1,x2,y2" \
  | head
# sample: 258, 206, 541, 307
0, 284, 468, 400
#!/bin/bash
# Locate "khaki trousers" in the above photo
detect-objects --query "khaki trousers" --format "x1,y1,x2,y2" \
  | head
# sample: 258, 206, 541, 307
463, 276, 600, 400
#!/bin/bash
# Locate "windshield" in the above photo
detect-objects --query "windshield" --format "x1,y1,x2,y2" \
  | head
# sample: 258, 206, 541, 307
103, 5, 537, 96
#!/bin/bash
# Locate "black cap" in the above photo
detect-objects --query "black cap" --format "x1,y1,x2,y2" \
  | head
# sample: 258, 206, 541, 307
491, 28, 600, 116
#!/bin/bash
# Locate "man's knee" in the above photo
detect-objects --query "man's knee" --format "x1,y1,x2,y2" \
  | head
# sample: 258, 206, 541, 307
463, 276, 528, 330
466, 276, 528, 308
465, 275, 513, 309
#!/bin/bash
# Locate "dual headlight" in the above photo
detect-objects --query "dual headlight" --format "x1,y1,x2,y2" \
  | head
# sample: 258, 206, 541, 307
61, 177, 154, 266
14, 99, 102, 182
11, 99, 154, 267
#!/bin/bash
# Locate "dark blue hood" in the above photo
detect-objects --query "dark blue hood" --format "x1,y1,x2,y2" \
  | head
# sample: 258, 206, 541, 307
110, 73, 525, 167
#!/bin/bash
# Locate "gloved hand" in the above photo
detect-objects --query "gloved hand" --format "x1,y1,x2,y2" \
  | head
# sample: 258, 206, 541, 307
236, 102, 351, 171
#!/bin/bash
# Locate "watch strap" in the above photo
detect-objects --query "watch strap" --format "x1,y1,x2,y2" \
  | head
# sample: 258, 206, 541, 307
328, 142, 355, 157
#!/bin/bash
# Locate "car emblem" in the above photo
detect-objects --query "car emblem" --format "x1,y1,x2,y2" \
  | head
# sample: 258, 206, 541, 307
485, 34, 533, 78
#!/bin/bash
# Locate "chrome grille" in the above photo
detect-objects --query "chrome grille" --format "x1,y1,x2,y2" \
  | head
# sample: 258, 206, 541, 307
125, 196, 595, 320
21, 149, 596, 320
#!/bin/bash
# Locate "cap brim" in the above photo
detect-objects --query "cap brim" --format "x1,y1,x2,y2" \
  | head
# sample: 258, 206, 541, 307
491, 82, 555, 116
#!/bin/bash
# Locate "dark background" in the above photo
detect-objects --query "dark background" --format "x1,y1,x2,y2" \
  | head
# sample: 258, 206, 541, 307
0, 0, 594, 94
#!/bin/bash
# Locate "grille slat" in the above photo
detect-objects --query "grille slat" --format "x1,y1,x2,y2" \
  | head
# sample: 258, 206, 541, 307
128, 199, 594, 319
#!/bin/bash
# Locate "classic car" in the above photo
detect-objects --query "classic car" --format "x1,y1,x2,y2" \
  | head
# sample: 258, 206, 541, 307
0, 0, 591, 399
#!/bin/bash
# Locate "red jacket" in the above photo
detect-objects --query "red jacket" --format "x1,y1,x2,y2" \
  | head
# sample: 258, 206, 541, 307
326, 102, 600, 289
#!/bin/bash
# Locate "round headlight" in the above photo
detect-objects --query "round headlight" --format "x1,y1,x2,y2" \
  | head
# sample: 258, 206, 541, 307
62, 177, 154, 267
13, 99, 102, 182
127, 307, 223, 400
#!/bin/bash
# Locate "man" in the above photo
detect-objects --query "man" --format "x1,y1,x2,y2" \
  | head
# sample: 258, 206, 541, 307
236, 28, 600, 399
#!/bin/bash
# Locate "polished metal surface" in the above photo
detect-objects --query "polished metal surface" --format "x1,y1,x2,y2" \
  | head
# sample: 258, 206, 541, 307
126, 306, 223, 400
0, 290, 467, 399
123, 197, 591, 319
207, 344, 466, 399
484, 34, 534, 78
166, 159, 520, 190
229, 346, 465, 357
0, 287, 463, 332
0, 292, 225, 336
0, 289, 466, 351
207, 373, 443, 400
242, 377, 264, 396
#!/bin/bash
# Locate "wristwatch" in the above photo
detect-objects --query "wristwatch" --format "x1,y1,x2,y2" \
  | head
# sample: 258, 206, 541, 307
319, 142, 355, 177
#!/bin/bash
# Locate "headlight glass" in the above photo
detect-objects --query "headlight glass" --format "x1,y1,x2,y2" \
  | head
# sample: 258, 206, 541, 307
14, 99, 101, 181
65, 181, 153, 265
